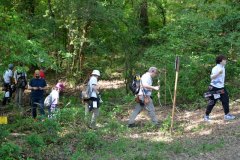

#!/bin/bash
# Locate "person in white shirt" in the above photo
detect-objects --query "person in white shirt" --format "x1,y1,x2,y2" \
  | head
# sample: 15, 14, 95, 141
85, 70, 101, 129
204, 55, 235, 121
2, 64, 14, 106
128, 67, 160, 127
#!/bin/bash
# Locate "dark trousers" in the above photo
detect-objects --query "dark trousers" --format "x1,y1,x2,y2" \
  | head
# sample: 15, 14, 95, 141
31, 97, 45, 118
2, 83, 12, 105
205, 87, 229, 116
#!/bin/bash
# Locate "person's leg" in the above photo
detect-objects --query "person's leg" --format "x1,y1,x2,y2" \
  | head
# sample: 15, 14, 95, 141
128, 103, 143, 125
48, 104, 53, 118
31, 98, 37, 119
15, 88, 19, 106
2, 83, 9, 105
85, 101, 90, 122
8, 85, 13, 103
205, 97, 217, 116
50, 104, 57, 119
38, 98, 45, 117
19, 88, 23, 107
145, 99, 158, 125
90, 108, 99, 128
220, 89, 229, 115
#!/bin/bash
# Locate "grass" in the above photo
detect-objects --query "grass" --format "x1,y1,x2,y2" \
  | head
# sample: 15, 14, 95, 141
0, 89, 227, 159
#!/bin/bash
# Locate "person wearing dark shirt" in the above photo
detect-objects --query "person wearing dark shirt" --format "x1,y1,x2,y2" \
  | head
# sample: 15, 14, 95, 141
28, 70, 47, 119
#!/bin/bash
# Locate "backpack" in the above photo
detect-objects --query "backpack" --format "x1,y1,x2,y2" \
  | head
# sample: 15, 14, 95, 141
16, 72, 27, 89
44, 94, 52, 107
129, 74, 141, 95
80, 83, 92, 100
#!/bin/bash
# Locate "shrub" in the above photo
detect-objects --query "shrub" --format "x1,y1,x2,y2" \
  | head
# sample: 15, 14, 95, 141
0, 142, 21, 159
26, 133, 45, 153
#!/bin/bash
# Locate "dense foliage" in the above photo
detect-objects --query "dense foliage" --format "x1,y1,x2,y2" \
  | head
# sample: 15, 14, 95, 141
1, 0, 240, 104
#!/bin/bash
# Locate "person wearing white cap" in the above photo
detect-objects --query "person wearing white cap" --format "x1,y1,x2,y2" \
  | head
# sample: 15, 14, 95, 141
128, 67, 160, 127
85, 69, 101, 129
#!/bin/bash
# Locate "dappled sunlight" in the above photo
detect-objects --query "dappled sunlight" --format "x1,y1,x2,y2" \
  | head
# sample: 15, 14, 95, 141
123, 100, 240, 147
98, 80, 125, 89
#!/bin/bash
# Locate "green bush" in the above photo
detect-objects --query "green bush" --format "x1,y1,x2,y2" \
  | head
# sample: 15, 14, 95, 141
56, 108, 80, 125
41, 119, 61, 143
26, 133, 45, 153
80, 131, 102, 150
0, 142, 21, 160
0, 126, 10, 144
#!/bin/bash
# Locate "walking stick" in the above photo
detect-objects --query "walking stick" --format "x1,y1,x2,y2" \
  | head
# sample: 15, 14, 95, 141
170, 56, 180, 134
157, 75, 163, 108
164, 67, 167, 107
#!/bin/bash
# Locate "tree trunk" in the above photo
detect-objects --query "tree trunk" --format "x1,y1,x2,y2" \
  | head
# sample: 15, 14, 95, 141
139, 0, 149, 35
76, 21, 92, 73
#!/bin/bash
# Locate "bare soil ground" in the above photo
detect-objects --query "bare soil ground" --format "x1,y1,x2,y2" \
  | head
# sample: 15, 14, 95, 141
124, 100, 240, 160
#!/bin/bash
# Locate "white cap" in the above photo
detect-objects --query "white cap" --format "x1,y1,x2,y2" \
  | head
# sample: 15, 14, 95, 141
92, 70, 100, 76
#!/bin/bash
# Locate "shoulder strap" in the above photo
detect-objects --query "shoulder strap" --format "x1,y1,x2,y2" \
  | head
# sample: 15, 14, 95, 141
140, 80, 146, 96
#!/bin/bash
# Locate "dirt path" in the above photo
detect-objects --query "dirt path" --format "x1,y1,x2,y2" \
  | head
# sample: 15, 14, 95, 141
125, 101, 240, 159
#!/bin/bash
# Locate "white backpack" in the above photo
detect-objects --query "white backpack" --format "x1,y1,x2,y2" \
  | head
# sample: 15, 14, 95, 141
44, 95, 52, 107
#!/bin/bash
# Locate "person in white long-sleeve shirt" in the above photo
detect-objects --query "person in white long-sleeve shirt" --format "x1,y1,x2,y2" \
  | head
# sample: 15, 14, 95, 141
204, 55, 235, 121
2, 64, 14, 105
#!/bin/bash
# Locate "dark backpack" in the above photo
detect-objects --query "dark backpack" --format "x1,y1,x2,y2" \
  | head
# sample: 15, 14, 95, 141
129, 74, 141, 95
16, 72, 27, 89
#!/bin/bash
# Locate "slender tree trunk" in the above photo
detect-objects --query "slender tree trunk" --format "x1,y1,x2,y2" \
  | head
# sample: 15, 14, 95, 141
76, 21, 91, 73
26, 0, 35, 40
139, 0, 149, 35
139, 0, 149, 45
47, 0, 56, 38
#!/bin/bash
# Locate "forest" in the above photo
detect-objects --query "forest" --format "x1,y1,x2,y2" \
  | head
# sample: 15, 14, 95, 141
0, 0, 240, 159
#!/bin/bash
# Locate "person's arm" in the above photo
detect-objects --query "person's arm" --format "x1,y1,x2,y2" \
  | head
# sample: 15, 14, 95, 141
142, 83, 159, 91
13, 71, 17, 84
39, 79, 47, 90
141, 76, 159, 91
92, 84, 100, 94
210, 68, 222, 80
28, 79, 38, 90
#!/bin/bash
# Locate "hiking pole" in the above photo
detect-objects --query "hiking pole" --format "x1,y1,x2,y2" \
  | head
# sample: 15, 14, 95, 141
164, 67, 167, 107
157, 75, 163, 108
170, 56, 180, 134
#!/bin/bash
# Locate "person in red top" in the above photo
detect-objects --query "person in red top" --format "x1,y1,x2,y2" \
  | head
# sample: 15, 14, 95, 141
34, 67, 45, 79
39, 68, 45, 79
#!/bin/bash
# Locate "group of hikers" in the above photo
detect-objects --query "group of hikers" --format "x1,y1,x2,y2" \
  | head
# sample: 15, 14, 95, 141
1, 64, 64, 120
82, 54, 236, 129
1, 54, 236, 129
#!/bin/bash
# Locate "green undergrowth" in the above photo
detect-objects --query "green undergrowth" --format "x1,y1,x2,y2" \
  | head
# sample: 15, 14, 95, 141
0, 89, 227, 160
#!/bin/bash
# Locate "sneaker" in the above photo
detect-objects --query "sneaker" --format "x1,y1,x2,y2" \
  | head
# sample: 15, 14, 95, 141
204, 115, 211, 122
128, 123, 136, 128
224, 113, 235, 120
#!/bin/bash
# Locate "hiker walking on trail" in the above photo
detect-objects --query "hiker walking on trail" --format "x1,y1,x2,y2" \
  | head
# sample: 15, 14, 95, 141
29, 70, 47, 119
85, 70, 101, 129
128, 67, 160, 127
204, 55, 235, 121
2, 64, 14, 106
14, 63, 27, 107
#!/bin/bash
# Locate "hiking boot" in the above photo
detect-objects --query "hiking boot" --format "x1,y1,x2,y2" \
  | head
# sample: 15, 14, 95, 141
89, 125, 97, 130
204, 115, 211, 122
224, 113, 235, 120
128, 123, 136, 128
